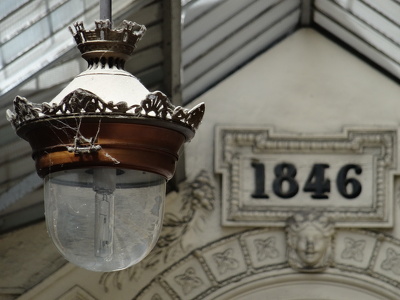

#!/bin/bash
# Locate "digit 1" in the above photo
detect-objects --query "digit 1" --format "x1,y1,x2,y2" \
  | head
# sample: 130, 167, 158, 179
251, 161, 269, 199
303, 164, 331, 199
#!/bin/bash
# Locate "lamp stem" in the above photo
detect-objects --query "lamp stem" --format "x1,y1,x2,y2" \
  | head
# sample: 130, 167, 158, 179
100, 0, 112, 23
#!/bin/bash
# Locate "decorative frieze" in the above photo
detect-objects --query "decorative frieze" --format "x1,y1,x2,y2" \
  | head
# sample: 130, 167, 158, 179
134, 228, 400, 299
199, 238, 247, 283
240, 229, 286, 270
162, 259, 213, 299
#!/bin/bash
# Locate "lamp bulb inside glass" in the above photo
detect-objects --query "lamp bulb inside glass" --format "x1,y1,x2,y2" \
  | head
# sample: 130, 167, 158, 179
44, 168, 165, 272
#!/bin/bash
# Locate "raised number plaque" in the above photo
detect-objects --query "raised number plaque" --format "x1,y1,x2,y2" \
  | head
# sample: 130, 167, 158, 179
215, 126, 397, 228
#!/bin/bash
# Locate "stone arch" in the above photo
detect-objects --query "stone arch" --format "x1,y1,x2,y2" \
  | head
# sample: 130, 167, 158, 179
202, 271, 400, 300
133, 228, 400, 299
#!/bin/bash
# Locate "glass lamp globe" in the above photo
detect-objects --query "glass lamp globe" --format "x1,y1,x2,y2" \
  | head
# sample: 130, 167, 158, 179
44, 168, 165, 272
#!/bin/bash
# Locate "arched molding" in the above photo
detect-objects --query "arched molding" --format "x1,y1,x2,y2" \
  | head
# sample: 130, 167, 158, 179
57, 285, 98, 300
203, 271, 400, 300
133, 228, 400, 299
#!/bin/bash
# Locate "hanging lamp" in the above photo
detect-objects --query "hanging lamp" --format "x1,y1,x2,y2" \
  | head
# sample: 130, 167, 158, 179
6, 5, 204, 272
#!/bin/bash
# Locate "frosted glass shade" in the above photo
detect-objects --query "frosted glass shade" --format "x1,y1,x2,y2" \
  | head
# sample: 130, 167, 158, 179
44, 168, 165, 272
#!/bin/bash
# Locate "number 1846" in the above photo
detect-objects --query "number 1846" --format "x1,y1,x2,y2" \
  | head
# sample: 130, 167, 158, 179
251, 162, 362, 200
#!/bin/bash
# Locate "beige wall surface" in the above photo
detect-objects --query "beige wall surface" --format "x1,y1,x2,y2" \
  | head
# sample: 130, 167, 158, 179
13, 29, 400, 300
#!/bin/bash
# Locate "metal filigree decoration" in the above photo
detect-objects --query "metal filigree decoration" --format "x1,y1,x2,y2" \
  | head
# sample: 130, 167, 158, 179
99, 170, 215, 292
42, 88, 135, 114
6, 96, 41, 125
7, 89, 205, 132
286, 211, 335, 272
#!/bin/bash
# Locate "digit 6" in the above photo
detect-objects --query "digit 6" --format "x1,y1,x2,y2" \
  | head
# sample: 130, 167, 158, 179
336, 164, 362, 199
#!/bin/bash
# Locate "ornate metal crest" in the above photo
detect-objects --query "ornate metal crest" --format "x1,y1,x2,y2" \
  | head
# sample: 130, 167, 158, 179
7, 89, 205, 132
70, 20, 146, 64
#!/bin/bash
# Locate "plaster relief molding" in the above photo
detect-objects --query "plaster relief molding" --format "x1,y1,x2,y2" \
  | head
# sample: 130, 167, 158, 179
240, 229, 286, 270
56, 285, 97, 300
135, 281, 174, 300
334, 230, 383, 275
134, 228, 400, 299
135, 229, 288, 299
174, 267, 205, 295
215, 126, 397, 227
333, 230, 400, 289
99, 170, 215, 293
286, 211, 334, 272
161, 256, 213, 299
370, 236, 400, 286
199, 236, 248, 283
341, 237, 367, 263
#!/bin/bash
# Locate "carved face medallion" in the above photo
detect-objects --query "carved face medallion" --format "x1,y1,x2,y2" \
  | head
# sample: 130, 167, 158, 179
286, 212, 334, 272
294, 225, 329, 265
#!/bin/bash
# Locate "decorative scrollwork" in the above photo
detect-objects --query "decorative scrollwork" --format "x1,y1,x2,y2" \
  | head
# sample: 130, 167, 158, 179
6, 96, 41, 127
142, 91, 172, 118
7, 89, 204, 132
143, 170, 215, 264
41, 88, 135, 115
98, 170, 215, 292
